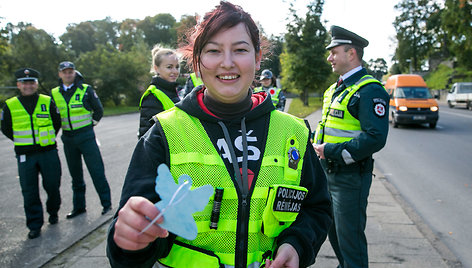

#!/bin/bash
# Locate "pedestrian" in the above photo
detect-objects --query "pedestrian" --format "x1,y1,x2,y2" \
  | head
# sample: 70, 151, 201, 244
107, 2, 332, 268
138, 46, 182, 138
1, 68, 62, 239
181, 72, 204, 98
253, 69, 286, 111
51, 61, 112, 219
313, 25, 390, 268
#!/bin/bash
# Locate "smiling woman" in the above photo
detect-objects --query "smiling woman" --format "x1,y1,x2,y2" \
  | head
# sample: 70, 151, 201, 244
107, 2, 332, 268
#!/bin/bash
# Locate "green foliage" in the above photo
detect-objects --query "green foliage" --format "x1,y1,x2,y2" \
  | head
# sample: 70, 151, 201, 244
287, 97, 322, 118
424, 64, 454, 89
281, 0, 331, 106
393, 0, 440, 72
138, 14, 177, 48
260, 35, 284, 78
441, 0, 472, 68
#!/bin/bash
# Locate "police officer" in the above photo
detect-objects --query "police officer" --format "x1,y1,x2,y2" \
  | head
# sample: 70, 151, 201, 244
51, 61, 112, 219
1, 68, 62, 239
253, 69, 286, 111
313, 26, 389, 268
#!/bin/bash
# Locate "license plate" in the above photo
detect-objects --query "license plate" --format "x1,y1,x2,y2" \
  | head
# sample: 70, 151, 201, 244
413, 115, 426, 120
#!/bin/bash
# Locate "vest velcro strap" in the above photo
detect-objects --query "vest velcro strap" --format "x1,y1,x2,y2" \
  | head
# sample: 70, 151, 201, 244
196, 219, 262, 233
324, 127, 362, 138
171, 152, 223, 166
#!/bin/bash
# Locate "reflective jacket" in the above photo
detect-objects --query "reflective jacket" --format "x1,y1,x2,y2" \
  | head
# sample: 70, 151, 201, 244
5, 94, 56, 146
51, 84, 93, 131
190, 73, 204, 88
315, 75, 383, 144
156, 107, 309, 268
139, 85, 175, 111
254, 87, 281, 106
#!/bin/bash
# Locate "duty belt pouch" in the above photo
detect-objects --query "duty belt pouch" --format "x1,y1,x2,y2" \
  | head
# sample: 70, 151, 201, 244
262, 184, 308, 237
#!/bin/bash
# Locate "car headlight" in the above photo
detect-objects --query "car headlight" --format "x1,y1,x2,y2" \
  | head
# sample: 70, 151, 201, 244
399, 106, 408, 111
430, 106, 438, 112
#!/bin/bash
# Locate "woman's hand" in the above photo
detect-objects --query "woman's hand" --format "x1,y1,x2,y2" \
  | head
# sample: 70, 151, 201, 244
113, 196, 169, 251
265, 243, 299, 268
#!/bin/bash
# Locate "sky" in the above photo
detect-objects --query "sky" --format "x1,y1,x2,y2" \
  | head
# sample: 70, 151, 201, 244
0, 0, 399, 66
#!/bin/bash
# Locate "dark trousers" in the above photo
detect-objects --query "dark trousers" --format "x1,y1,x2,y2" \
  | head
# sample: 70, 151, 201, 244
326, 170, 372, 268
17, 149, 61, 231
61, 128, 111, 210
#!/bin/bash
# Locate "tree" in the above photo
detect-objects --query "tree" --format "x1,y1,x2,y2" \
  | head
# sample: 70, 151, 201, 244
260, 35, 284, 78
137, 13, 177, 48
76, 44, 148, 106
9, 25, 66, 91
281, 0, 331, 106
367, 58, 388, 80
393, 0, 440, 72
441, 0, 472, 68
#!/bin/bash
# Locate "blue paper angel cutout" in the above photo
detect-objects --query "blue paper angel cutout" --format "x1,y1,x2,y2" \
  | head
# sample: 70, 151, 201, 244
141, 164, 213, 240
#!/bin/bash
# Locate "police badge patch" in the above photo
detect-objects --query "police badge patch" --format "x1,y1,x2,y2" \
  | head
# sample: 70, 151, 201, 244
373, 98, 386, 117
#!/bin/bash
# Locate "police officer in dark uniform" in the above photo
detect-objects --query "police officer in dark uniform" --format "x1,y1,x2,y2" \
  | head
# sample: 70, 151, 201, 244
51, 61, 112, 219
313, 26, 389, 268
1, 68, 62, 239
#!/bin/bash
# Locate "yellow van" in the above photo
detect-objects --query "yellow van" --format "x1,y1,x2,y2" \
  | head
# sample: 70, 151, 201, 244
385, 74, 439, 128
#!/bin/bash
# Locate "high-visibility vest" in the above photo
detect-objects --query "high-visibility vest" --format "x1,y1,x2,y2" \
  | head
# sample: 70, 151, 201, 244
190, 73, 203, 87
51, 85, 93, 131
315, 75, 383, 144
138, 85, 175, 110
5, 94, 56, 146
156, 107, 309, 267
254, 87, 281, 106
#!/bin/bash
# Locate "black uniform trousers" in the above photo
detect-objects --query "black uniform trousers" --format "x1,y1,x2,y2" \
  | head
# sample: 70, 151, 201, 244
17, 149, 61, 231
61, 127, 111, 211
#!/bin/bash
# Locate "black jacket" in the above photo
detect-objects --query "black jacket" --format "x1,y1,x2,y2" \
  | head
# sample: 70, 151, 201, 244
107, 87, 332, 268
138, 76, 180, 138
1, 93, 62, 155
56, 74, 104, 135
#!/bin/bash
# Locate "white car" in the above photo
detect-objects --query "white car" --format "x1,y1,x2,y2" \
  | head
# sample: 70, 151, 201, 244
447, 82, 472, 110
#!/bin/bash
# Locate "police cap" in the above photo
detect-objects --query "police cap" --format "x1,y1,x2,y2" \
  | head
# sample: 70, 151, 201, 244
259, 69, 273, 80
15, 68, 40, 82
326, 25, 369, 50
58, 61, 75, 71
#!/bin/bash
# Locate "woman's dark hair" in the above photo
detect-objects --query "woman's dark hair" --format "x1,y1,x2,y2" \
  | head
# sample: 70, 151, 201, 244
180, 1, 261, 73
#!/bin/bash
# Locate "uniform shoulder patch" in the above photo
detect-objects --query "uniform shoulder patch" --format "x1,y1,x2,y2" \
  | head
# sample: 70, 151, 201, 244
373, 98, 386, 117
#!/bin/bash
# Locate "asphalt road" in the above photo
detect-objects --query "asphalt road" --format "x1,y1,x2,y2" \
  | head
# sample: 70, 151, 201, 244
0, 112, 140, 267
374, 104, 472, 267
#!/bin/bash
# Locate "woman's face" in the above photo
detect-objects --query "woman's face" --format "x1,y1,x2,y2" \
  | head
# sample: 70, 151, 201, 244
260, 78, 272, 87
155, 54, 180, 82
199, 23, 261, 104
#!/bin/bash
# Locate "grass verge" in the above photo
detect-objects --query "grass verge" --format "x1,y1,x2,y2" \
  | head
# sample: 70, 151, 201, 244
287, 97, 322, 118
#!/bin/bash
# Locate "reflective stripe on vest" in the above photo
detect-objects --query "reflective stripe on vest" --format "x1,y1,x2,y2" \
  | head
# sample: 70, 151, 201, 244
156, 107, 309, 267
320, 75, 383, 144
6, 94, 56, 146
254, 87, 281, 106
51, 85, 92, 131
138, 85, 175, 110
190, 73, 204, 87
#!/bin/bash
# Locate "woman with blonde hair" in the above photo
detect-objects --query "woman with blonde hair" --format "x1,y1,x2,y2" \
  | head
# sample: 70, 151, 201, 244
138, 45, 181, 138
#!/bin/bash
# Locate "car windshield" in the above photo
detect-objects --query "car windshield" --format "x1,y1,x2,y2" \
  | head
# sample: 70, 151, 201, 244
457, 84, 472, 94
395, 87, 433, 99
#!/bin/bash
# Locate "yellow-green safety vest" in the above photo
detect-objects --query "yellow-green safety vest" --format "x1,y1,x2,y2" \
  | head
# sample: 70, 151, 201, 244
139, 85, 175, 111
314, 75, 383, 144
190, 73, 203, 87
156, 107, 309, 268
254, 87, 281, 106
5, 94, 56, 146
51, 85, 92, 131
